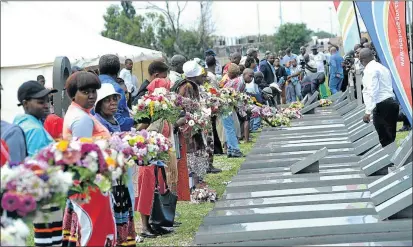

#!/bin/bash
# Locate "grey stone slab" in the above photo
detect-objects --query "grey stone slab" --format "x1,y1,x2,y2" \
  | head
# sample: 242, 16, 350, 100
343, 106, 366, 126
371, 174, 412, 206
262, 123, 345, 133
353, 132, 380, 155
195, 215, 412, 245
225, 174, 377, 193
368, 162, 412, 194
391, 131, 412, 168
223, 184, 368, 200
233, 168, 362, 182
248, 148, 354, 160
304, 240, 413, 246
290, 148, 327, 174
327, 91, 343, 101
204, 231, 413, 246
333, 88, 349, 105
290, 119, 344, 127
301, 101, 321, 114
337, 102, 358, 116
333, 98, 349, 110
349, 123, 375, 143
361, 142, 397, 176
258, 129, 349, 140
53, 56, 72, 117
266, 140, 353, 152
301, 94, 309, 105
304, 91, 319, 106
362, 144, 383, 159
215, 191, 372, 209
256, 136, 350, 146
203, 202, 376, 226
376, 187, 412, 220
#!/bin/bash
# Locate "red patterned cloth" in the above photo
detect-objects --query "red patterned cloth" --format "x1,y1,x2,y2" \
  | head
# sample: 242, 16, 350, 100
0, 139, 10, 166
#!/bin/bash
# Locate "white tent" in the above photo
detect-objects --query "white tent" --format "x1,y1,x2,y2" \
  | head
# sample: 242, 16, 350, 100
1, 2, 162, 122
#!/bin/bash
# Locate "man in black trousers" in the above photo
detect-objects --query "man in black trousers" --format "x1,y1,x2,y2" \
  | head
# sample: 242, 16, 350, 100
359, 48, 399, 147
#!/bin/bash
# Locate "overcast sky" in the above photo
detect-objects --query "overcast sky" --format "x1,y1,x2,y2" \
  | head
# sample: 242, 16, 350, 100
20, 1, 346, 37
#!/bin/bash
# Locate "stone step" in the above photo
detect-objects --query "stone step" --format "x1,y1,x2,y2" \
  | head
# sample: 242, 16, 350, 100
238, 162, 362, 174
215, 191, 372, 210
203, 202, 376, 226
195, 215, 412, 245
247, 148, 355, 160
222, 184, 368, 200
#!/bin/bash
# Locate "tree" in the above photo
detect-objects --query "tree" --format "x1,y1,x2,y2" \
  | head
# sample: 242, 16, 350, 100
273, 23, 312, 54
313, 30, 334, 39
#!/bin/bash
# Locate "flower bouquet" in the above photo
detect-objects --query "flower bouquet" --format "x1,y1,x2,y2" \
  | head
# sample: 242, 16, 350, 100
35, 138, 112, 199
289, 101, 304, 110
1, 159, 73, 219
132, 91, 182, 124
1, 217, 30, 246
260, 105, 277, 118
190, 183, 217, 204
319, 99, 333, 107
121, 129, 172, 166
200, 87, 233, 117
180, 108, 212, 136
265, 114, 291, 127
280, 107, 302, 119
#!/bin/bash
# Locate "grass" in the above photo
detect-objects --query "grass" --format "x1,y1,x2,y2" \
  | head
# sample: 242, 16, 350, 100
396, 122, 410, 146
135, 133, 258, 246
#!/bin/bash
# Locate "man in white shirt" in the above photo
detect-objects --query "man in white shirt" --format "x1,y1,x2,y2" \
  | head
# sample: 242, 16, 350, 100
281, 48, 298, 67
119, 59, 139, 99
359, 48, 399, 147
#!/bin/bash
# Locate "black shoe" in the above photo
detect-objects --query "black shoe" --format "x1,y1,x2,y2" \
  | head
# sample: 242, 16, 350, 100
173, 221, 182, 227
152, 226, 174, 235
398, 126, 411, 132
140, 230, 157, 238
207, 166, 222, 174
227, 151, 244, 158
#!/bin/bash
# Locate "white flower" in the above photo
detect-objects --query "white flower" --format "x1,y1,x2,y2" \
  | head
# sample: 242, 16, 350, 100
227, 99, 232, 103
154, 101, 161, 108
70, 141, 81, 151
87, 161, 99, 173
144, 99, 152, 106
162, 104, 168, 110
89, 151, 98, 159
153, 87, 167, 95
95, 140, 108, 150
137, 99, 144, 105
54, 151, 63, 162
188, 120, 195, 126
117, 153, 125, 167
112, 167, 123, 180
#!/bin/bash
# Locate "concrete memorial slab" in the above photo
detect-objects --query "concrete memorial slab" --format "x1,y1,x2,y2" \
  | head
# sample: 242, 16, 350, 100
333, 88, 349, 105
376, 187, 412, 220
353, 132, 380, 156
304, 91, 319, 106
361, 142, 397, 176
300, 101, 320, 114
203, 202, 376, 226
333, 98, 349, 110
223, 184, 368, 200
371, 174, 412, 206
52, 56, 72, 117
391, 131, 412, 168
349, 123, 375, 143
362, 144, 382, 159
304, 240, 413, 246
337, 101, 358, 116
368, 162, 412, 194
327, 91, 343, 101
247, 148, 355, 161
195, 215, 412, 245
225, 174, 377, 193
290, 148, 327, 174
343, 106, 365, 126
301, 94, 309, 105
262, 123, 345, 133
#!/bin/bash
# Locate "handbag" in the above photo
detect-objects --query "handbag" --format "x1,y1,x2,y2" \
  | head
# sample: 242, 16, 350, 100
149, 166, 178, 227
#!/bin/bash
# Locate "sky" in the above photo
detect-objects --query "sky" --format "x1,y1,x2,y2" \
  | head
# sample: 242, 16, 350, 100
15, 1, 346, 38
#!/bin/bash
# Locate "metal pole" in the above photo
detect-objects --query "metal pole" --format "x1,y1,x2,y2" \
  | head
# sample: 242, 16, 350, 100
353, 1, 362, 40
257, 2, 261, 43
329, 7, 333, 38
279, 2, 283, 26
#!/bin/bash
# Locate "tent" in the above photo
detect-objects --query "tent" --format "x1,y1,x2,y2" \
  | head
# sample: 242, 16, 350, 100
1, 2, 163, 122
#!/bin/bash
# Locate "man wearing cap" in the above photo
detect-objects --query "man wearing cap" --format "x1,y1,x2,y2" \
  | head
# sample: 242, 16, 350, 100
13, 81, 56, 157
205, 49, 222, 75
309, 45, 329, 98
281, 48, 297, 67
169, 55, 187, 86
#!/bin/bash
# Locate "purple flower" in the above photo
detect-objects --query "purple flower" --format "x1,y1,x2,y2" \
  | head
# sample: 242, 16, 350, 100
6, 181, 17, 191
17, 195, 37, 216
140, 129, 149, 139
1, 192, 20, 212
39, 174, 49, 181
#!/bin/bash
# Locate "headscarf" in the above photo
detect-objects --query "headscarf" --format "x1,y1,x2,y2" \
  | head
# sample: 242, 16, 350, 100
147, 78, 171, 94
44, 114, 64, 140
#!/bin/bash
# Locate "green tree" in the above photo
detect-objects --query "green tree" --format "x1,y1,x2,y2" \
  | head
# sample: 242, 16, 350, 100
313, 30, 334, 39
273, 23, 312, 54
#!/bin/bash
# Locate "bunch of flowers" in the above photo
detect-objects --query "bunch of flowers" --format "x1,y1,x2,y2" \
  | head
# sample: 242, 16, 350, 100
132, 90, 181, 124
35, 138, 111, 197
289, 101, 304, 110
234, 93, 253, 118
265, 114, 291, 127
249, 104, 262, 118
200, 87, 233, 117
121, 129, 172, 166
190, 183, 217, 204
1, 217, 30, 246
1, 159, 73, 219
173, 93, 200, 113
280, 107, 303, 119
319, 99, 333, 107
180, 108, 212, 136
260, 105, 278, 118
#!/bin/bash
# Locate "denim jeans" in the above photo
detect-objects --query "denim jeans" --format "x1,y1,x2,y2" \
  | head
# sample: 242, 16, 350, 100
329, 77, 343, 95
223, 114, 241, 152
249, 117, 261, 132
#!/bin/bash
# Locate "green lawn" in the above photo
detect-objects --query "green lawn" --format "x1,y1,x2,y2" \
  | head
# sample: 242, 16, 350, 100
396, 122, 410, 146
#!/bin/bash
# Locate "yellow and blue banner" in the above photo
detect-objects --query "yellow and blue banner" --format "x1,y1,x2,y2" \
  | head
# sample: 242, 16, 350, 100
356, 0, 412, 124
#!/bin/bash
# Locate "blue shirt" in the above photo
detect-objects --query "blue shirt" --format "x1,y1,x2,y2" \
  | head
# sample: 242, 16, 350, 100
329, 53, 344, 78
13, 114, 54, 157
99, 74, 134, 131
281, 53, 298, 66
94, 113, 121, 133
1, 120, 27, 163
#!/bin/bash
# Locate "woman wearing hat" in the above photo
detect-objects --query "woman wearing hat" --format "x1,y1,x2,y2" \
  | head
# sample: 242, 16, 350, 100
93, 83, 137, 246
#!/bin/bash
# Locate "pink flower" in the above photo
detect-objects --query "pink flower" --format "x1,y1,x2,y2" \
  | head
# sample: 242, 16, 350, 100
1, 192, 20, 212
17, 195, 37, 216
62, 150, 81, 164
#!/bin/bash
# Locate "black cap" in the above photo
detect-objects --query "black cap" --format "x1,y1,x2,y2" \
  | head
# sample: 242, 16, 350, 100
17, 81, 57, 106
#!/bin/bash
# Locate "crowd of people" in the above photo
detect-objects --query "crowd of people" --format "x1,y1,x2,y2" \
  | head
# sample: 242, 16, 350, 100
1, 36, 411, 246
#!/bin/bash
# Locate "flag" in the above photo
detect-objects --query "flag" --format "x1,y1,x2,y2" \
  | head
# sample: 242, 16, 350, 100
333, 1, 361, 54
356, 0, 412, 124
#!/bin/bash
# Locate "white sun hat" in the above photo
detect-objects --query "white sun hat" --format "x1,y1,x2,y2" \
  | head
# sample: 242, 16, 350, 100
95, 83, 121, 106
183, 60, 202, 77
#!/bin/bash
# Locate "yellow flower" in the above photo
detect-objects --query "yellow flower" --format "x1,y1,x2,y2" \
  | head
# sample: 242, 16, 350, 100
149, 101, 155, 117
136, 135, 145, 144
106, 157, 116, 168
79, 137, 93, 143
56, 140, 69, 152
